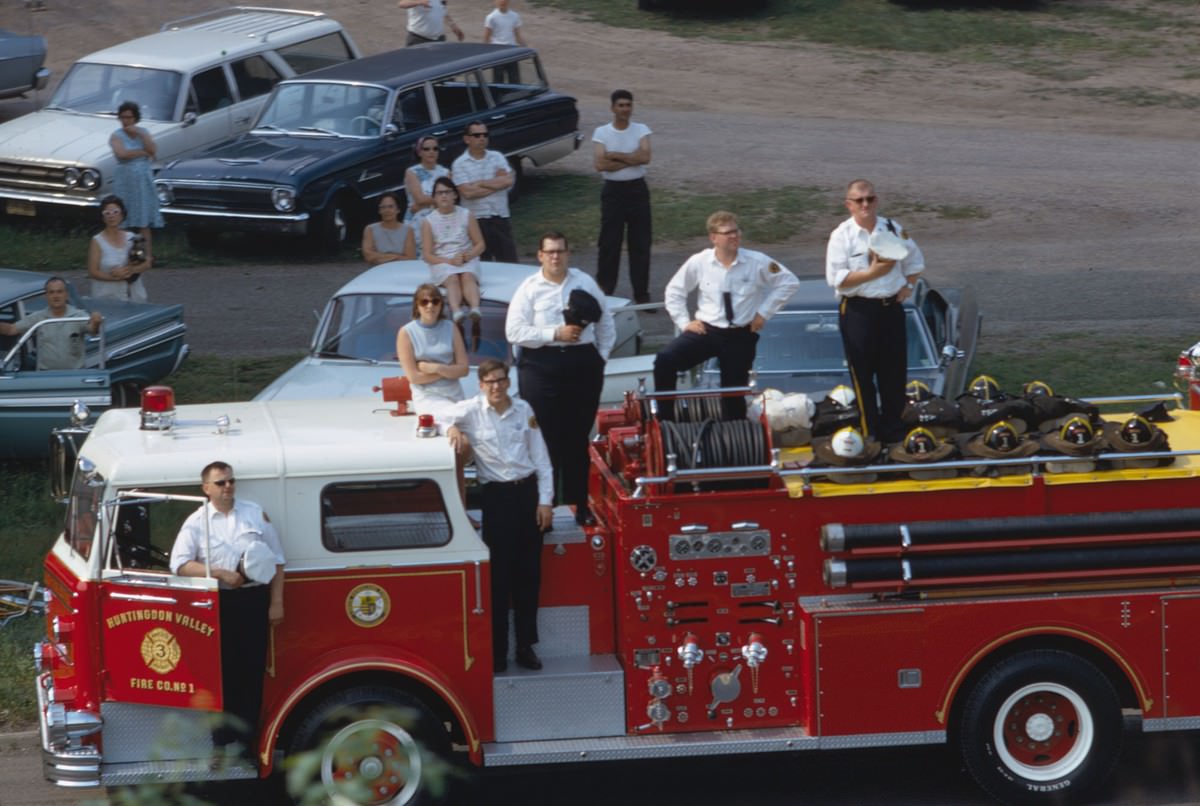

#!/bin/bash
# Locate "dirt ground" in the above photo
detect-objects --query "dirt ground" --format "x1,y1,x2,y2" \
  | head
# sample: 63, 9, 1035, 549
0, 0, 1196, 358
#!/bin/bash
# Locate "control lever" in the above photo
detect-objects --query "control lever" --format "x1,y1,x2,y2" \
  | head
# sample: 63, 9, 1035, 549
666, 616, 707, 627
738, 617, 781, 626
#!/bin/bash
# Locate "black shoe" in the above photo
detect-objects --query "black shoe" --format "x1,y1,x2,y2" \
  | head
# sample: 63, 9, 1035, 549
575, 509, 596, 527
494, 657, 508, 673
515, 646, 542, 671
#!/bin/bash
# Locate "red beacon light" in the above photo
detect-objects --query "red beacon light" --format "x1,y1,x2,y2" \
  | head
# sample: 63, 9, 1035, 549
140, 385, 176, 430
416, 413, 438, 438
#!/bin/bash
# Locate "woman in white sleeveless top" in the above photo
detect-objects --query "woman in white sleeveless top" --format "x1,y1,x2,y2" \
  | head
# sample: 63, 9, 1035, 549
420, 176, 484, 323
395, 282, 468, 413
362, 191, 416, 266
87, 195, 150, 301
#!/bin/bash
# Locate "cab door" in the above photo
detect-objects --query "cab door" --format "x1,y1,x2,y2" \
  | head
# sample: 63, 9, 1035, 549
96, 493, 223, 711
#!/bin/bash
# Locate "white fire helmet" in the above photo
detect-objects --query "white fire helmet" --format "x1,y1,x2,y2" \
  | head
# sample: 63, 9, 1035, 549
829, 385, 856, 409
831, 427, 866, 459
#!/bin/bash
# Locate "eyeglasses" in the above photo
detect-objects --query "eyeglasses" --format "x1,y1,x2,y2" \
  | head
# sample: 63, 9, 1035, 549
540, 248, 568, 255
420, 145, 439, 151
418, 298, 442, 306
481, 377, 509, 386
466, 132, 489, 138
713, 228, 740, 236
434, 189, 456, 196
847, 195, 877, 205
209, 478, 236, 487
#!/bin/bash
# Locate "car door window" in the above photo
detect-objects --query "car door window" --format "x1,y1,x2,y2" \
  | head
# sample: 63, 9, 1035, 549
276, 32, 355, 74
230, 55, 282, 102
920, 290, 950, 349
0, 301, 18, 357
430, 70, 487, 123
186, 66, 233, 116
484, 56, 546, 106
391, 86, 431, 131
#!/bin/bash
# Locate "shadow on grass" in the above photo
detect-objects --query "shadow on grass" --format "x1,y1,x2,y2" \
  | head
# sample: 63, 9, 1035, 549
889, 0, 1047, 10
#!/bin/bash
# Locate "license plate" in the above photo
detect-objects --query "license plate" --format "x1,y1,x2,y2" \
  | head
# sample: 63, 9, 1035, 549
5, 200, 35, 217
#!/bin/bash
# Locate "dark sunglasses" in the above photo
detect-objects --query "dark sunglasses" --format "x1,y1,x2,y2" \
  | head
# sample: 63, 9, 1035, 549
847, 195, 877, 205
210, 478, 236, 487
418, 298, 442, 306
466, 131, 489, 138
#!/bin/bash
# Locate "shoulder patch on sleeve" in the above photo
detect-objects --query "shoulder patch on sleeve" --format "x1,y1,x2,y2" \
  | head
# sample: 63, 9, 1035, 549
768, 262, 781, 274
529, 416, 539, 430
901, 229, 911, 240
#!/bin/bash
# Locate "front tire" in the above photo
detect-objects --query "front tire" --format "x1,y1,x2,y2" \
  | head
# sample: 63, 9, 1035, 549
959, 650, 1122, 804
286, 686, 451, 806
312, 194, 359, 253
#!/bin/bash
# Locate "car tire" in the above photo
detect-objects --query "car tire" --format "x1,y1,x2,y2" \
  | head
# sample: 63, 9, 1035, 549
958, 649, 1123, 804
312, 193, 359, 253
184, 228, 212, 251
507, 156, 523, 205
286, 685, 453, 806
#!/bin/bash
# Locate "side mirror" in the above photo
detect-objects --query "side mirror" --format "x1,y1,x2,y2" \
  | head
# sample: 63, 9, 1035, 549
182, 111, 197, 128
383, 123, 400, 139
941, 344, 964, 366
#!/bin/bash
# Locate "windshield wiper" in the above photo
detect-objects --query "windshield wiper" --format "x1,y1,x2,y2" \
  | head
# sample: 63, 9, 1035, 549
297, 126, 340, 136
314, 350, 378, 364
254, 123, 285, 132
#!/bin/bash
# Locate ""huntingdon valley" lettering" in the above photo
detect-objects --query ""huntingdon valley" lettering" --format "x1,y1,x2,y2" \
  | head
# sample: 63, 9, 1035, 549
105, 608, 215, 638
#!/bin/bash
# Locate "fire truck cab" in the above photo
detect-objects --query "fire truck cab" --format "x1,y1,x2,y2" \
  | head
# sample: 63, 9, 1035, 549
36, 385, 1200, 804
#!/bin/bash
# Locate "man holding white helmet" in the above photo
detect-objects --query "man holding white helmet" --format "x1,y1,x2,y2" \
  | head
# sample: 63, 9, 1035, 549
170, 461, 285, 759
826, 179, 925, 444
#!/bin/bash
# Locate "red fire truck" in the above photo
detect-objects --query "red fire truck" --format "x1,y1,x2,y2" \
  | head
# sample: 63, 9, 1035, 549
35, 384, 1200, 804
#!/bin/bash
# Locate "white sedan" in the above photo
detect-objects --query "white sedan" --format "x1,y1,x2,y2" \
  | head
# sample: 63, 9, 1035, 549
255, 260, 656, 404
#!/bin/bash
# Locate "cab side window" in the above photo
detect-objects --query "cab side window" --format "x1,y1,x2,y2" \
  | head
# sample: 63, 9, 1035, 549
392, 86, 431, 131
484, 56, 546, 106
321, 479, 452, 551
430, 71, 486, 123
186, 66, 233, 116
276, 32, 355, 74
108, 488, 203, 573
0, 301, 20, 358
230, 55, 282, 102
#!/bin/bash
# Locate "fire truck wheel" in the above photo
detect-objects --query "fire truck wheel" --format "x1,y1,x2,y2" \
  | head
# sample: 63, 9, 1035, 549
287, 686, 452, 805
959, 650, 1123, 804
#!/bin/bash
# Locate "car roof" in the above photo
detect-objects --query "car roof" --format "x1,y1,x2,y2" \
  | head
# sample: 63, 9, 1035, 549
79, 9, 344, 72
780, 278, 917, 310
334, 260, 538, 303
0, 268, 68, 300
288, 43, 534, 89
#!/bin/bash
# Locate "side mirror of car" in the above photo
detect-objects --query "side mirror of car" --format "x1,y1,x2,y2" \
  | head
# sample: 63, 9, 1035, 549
383, 123, 400, 139
182, 111, 197, 128
941, 344, 964, 366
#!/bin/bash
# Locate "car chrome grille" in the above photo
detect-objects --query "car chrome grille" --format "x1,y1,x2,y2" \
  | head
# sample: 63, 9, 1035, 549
0, 161, 67, 190
164, 182, 274, 212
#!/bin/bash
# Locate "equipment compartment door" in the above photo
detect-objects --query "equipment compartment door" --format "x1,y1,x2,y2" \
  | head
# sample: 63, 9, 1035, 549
99, 577, 222, 711
1162, 594, 1200, 719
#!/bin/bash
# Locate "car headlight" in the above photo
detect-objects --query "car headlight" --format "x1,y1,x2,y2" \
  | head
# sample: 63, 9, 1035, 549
271, 187, 296, 213
63, 168, 80, 188
155, 182, 174, 205
79, 169, 101, 191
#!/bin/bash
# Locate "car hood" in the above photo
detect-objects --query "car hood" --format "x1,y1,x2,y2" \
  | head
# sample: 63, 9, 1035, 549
257, 352, 659, 406
0, 111, 162, 166
162, 134, 349, 185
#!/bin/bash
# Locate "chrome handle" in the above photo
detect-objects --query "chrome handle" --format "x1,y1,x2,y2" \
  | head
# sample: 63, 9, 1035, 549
191, 599, 214, 609
109, 591, 177, 605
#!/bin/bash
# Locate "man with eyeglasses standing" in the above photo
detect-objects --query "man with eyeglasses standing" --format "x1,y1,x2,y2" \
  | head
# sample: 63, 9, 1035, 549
826, 179, 925, 444
452, 121, 519, 262
593, 89, 652, 305
507, 232, 614, 527
445, 360, 554, 673
654, 211, 799, 421
170, 462, 285, 761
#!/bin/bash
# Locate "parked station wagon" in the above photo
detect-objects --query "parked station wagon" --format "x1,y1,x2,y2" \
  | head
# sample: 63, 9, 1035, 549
0, 27, 50, 100
154, 44, 581, 248
0, 7, 359, 218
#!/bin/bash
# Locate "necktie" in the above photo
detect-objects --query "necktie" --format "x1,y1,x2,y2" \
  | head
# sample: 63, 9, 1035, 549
723, 291, 735, 326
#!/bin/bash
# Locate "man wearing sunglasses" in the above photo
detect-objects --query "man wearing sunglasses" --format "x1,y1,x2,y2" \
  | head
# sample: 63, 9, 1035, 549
170, 461, 285, 760
453, 121, 518, 263
826, 179, 926, 445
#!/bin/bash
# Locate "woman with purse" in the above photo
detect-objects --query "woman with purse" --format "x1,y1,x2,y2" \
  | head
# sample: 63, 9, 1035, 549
88, 195, 150, 301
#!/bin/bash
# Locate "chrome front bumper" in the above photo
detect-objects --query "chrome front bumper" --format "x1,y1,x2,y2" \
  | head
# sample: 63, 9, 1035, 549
36, 671, 102, 787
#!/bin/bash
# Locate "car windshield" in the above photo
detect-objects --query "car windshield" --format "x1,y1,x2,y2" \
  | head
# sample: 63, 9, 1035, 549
48, 62, 182, 121
257, 82, 390, 137
314, 293, 511, 364
752, 309, 937, 375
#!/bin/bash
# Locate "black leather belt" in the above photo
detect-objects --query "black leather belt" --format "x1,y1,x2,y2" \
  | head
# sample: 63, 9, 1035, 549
485, 474, 535, 489
845, 294, 900, 307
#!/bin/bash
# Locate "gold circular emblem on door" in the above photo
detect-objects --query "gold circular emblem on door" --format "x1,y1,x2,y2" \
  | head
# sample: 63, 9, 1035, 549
346, 583, 390, 628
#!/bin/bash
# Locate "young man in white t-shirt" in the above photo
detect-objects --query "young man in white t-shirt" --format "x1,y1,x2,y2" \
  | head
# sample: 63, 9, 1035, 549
483, 0, 526, 46
593, 89, 653, 304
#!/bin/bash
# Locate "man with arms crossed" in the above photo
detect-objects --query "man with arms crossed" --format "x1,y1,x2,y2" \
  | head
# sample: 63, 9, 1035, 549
593, 89, 652, 304
453, 121, 519, 263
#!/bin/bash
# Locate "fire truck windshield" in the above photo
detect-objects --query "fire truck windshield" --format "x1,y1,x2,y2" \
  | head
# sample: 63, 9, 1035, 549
64, 465, 104, 560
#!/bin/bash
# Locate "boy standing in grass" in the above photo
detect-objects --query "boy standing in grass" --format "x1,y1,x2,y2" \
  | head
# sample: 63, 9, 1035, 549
483, 0, 527, 46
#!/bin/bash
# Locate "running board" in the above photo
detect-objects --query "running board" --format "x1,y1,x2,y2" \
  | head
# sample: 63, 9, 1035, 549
482, 726, 816, 766
101, 757, 259, 786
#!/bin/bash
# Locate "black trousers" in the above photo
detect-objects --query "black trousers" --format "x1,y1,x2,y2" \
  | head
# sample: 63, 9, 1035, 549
653, 326, 758, 420
517, 344, 604, 511
839, 295, 907, 443
215, 584, 270, 751
405, 31, 446, 46
595, 178, 651, 299
482, 475, 542, 661
477, 216, 519, 263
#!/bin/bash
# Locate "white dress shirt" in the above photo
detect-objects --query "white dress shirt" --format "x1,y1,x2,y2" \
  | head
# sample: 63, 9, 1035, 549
505, 267, 615, 359
664, 247, 800, 333
446, 395, 554, 505
170, 499, 285, 584
825, 215, 925, 299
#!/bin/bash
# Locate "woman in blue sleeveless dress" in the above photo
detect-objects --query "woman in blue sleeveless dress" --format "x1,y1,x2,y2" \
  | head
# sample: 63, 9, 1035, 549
404, 136, 450, 254
109, 101, 164, 264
